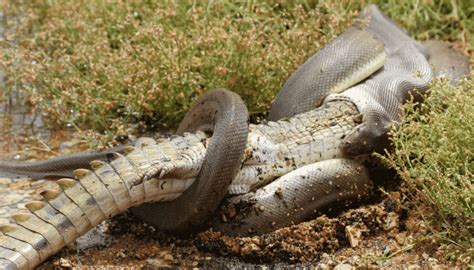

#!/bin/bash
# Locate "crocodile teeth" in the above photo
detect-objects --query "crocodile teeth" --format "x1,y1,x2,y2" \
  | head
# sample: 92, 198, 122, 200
158, 168, 167, 179
25, 201, 46, 212
73, 168, 92, 179
40, 189, 61, 200
56, 178, 78, 189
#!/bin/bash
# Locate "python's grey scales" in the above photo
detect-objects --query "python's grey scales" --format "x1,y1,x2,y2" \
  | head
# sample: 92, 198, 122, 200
0, 5, 470, 269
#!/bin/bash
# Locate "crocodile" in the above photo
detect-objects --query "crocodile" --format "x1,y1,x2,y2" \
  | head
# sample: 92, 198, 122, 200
0, 5, 470, 269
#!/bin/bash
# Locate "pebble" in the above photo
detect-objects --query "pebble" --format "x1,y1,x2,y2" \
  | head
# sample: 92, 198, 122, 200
334, 263, 353, 270
117, 251, 127, 258
383, 212, 399, 231
345, 225, 364, 248
146, 258, 167, 267
59, 140, 82, 151
163, 254, 174, 261
59, 258, 72, 268
76, 226, 110, 251
394, 232, 407, 245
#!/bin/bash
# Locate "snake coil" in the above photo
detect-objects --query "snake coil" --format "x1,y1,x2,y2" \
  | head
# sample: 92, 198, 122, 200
132, 89, 249, 233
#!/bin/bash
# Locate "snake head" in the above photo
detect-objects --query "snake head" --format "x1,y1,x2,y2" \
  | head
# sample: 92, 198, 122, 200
342, 122, 392, 156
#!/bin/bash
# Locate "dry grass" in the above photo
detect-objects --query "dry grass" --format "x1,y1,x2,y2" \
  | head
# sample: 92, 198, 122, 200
380, 77, 473, 260
1, 1, 357, 139
0, 0, 471, 139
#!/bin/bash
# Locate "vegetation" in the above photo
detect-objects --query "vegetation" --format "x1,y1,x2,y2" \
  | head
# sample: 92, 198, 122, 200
381, 77, 473, 260
0, 0, 471, 137
0, 0, 472, 262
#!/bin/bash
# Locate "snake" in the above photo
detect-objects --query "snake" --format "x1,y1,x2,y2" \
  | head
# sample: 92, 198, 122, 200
131, 89, 249, 233
0, 4, 470, 245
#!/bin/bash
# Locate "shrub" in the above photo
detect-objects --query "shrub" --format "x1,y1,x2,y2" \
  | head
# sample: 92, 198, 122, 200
0, 0, 470, 139
381, 77, 473, 259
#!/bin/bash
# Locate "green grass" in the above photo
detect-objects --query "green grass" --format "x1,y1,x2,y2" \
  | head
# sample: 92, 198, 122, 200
0, 0, 355, 138
380, 77, 473, 260
0, 0, 471, 139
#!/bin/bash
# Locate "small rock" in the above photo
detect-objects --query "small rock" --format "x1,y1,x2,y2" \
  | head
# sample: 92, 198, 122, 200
407, 265, 421, 270
76, 227, 110, 251
345, 225, 363, 248
163, 254, 174, 262
241, 243, 261, 253
317, 263, 330, 270
394, 232, 407, 245
334, 263, 353, 270
383, 212, 399, 231
59, 258, 72, 268
59, 140, 82, 151
427, 257, 440, 269
117, 251, 127, 258
146, 258, 168, 267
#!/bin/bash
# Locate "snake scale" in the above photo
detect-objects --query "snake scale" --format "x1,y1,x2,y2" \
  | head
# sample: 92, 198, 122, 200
0, 5, 470, 269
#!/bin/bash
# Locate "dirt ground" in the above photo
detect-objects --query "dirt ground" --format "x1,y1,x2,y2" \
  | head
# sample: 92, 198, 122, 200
0, 124, 468, 270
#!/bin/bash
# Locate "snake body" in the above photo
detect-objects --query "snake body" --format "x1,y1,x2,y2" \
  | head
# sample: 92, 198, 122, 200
132, 89, 249, 233
0, 145, 127, 179
0, 4, 470, 269
268, 26, 386, 121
